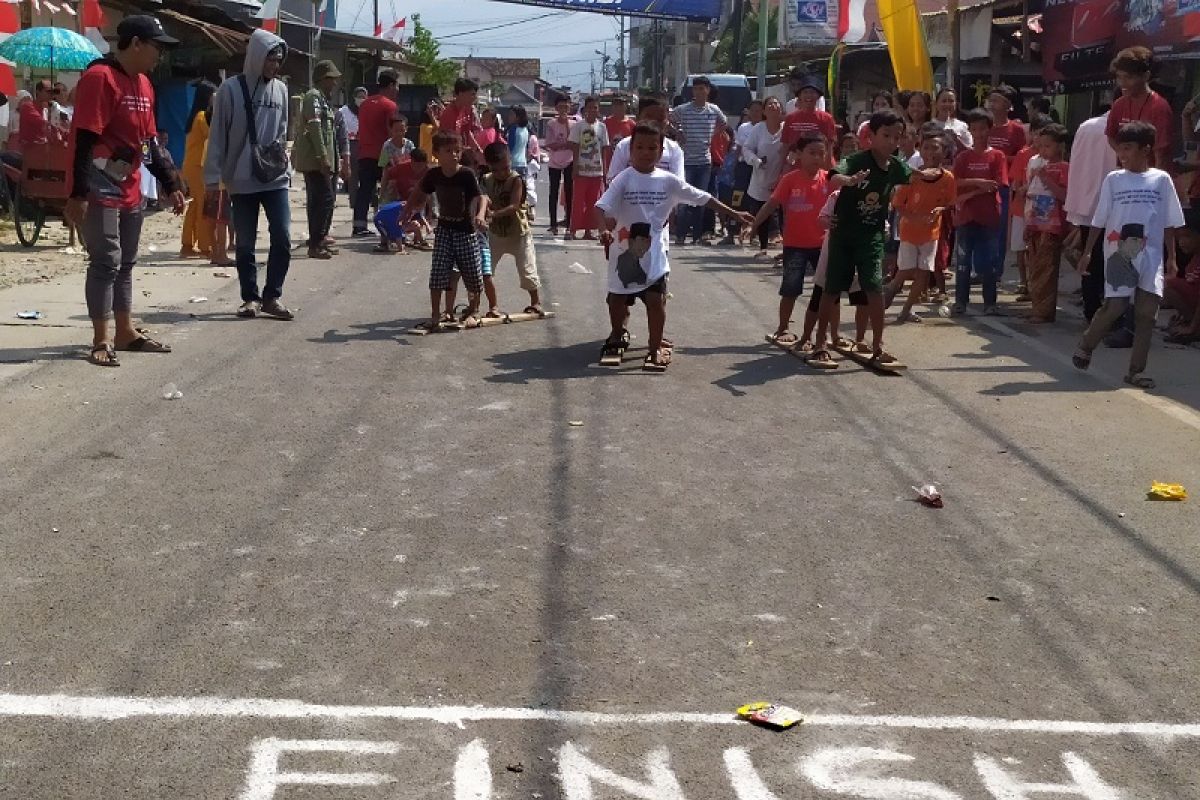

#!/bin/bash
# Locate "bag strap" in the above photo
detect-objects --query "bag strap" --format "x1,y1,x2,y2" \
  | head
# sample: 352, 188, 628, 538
238, 75, 259, 147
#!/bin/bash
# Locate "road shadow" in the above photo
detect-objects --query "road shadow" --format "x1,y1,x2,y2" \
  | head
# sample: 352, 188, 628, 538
308, 318, 419, 346
0, 345, 80, 364
484, 341, 620, 384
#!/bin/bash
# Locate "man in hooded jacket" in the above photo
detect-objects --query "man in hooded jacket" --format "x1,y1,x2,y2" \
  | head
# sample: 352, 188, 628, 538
204, 29, 295, 320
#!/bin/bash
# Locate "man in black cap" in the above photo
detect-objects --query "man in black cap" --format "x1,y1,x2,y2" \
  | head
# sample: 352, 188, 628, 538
67, 14, 185, 367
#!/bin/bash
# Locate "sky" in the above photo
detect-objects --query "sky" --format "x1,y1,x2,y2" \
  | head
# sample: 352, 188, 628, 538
334, 0, 627, 89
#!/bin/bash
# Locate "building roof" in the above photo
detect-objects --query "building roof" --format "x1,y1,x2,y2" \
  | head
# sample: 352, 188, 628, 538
466, 57, 541, 78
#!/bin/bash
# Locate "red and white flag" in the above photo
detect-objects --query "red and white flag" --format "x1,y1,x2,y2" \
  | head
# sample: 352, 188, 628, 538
837, 0, 868, 42
383, 16, 406, 44
82, 0, 108, 53
256, 0, 281, 33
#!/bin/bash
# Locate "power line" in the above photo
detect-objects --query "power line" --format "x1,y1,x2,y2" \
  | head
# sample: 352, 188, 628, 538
437, 12, 567, 40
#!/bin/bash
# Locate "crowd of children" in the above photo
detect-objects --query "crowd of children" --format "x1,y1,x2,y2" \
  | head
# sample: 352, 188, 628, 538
384, 46, 1196, 385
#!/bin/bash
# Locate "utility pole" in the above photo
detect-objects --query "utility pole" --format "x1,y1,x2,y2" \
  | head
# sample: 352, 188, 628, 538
947, 0, 960, 93
372, 0, 379, 59
730, 0, 745, 74
618, 14, 626, 91
590, 61, 596, 95
756, 0, 768, 100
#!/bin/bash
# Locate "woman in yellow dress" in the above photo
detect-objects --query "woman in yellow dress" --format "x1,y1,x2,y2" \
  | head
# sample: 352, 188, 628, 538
180, 81, 217, 258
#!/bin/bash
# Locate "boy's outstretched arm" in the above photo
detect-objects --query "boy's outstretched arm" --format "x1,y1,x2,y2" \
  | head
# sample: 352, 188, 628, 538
1075, 227, 1103, 274
401, 188, 429, 224
705, 197, 755, 229
830, 170, 869, 188
749, 198, 780, 232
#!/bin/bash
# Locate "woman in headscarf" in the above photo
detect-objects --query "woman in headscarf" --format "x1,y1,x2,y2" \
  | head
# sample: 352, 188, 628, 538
338, 86, 366, 200
180, 80, 217, 258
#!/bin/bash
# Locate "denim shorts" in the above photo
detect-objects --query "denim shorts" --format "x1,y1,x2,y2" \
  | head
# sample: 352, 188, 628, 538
780, 247, 821, 298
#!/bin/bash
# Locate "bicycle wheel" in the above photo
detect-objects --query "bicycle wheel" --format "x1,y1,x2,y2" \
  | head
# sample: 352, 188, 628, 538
12, 183, 44, 248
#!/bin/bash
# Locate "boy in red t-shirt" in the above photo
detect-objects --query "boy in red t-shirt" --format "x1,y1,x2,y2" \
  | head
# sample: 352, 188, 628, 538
749, 136, 855, 346
382, 148, 432, 252
1105, 47, 1175, 170
952, 109, 1009, 315
1023, 124, 1070, 322
780, 78, 837, 169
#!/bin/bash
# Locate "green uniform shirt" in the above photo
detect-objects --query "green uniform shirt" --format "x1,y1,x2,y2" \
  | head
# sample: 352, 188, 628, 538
832, 149, 912, 238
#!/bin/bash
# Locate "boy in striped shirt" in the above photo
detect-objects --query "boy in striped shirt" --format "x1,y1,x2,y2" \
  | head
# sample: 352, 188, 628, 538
671, 77, 727, 247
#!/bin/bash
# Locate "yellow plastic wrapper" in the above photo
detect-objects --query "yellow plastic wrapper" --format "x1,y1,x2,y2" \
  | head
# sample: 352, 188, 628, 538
1147, 482, 1187, 501
736, 701, 803, 731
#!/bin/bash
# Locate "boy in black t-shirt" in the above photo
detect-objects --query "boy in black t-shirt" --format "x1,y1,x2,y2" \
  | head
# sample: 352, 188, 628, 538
404, 132, 488, 329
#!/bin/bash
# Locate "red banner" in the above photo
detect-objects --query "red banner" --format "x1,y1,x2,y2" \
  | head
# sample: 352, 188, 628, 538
1041, 0, 1121, 93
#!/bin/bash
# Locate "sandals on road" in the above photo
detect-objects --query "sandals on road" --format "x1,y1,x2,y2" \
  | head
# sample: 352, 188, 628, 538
87, 344, 120, 367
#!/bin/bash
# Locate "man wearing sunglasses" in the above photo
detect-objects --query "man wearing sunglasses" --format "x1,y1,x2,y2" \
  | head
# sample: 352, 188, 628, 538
67, 15, 185, 367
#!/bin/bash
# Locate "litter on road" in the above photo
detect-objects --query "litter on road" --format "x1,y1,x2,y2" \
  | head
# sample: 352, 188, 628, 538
16, 310, 43, 320
913, 484, 944, 508
160, 384, 183, 400
736, 702, 803, 731
1147, 482, 1187, 501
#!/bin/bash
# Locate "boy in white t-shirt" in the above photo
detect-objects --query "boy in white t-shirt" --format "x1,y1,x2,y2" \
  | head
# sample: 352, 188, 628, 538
1073, 121, 1185, 390
596, 122, 753, 371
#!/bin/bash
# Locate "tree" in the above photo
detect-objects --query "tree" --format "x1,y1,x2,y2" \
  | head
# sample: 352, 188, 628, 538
710, 3, 779, 73
404, 14, 460, 92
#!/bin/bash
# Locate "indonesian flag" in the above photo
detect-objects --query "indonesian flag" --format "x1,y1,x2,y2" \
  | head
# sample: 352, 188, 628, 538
317, 0, 328, 27
837, 0, 868, 42
0, 0, 15, 94
383, 16, 405, 43
256, 0, 281, 33
82, 0, 108, 53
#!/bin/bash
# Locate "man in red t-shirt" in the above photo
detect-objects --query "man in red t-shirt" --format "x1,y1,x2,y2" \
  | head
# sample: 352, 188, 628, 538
1105, 46, 1175, 170
18, 80, 53, 147
985, 86, 1027, 163
780, 77, 836, 169
67, 15, 184, 367
438, 77, 482, 154
351, 70, 399, 236
953, 109, 1009, 313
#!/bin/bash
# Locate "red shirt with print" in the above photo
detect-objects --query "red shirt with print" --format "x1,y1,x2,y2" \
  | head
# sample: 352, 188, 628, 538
70, 60, 157, 209
19, 102, 49, 147
357, 94, 398, 161
953, 147, 1008, 227
1106, 91, 1175, 168
770, 168, 829, 249
986, 120, 1026, 162
604, 115, 636, 146
438, 102, 481, 150
781, 108, 837, 147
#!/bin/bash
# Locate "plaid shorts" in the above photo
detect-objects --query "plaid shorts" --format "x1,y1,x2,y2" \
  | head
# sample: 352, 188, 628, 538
430, 227, 483, 293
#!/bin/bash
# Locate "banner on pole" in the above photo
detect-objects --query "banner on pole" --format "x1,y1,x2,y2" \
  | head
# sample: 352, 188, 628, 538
780, 0, 868, 45
488, 0, 722, 23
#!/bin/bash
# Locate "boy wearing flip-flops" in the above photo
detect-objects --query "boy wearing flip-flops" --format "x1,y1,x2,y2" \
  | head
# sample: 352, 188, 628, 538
596, 122, 753, 370
482, 142, 543, 316
1073, 121, 1184, 390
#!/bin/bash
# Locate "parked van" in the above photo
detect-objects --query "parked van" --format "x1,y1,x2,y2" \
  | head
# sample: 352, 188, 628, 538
679, 73, 753, 126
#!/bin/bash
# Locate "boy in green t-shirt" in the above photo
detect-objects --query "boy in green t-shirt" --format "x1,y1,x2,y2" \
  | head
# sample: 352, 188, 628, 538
818, 110, 912, 366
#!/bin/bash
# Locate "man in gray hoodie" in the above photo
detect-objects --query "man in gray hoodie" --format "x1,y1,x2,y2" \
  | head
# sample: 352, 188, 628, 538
204, 29, 295, 320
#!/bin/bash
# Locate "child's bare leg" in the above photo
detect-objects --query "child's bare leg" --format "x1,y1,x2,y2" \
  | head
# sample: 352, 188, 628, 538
429, 290, 442, 324
816, 291, 840, 348
776, 296, 798, 336
528, 288, 541, 309
801, 305, 819, 344
646, 291, 666, 353
854, 305, 869, 344
867, 291, 886, 352
884, 273, 905, 308
606, 295, 628, 340
445, 276, 458, 316
902, 272, 930, 315
483, 276, 499, 313
1017, 251, 1028, 290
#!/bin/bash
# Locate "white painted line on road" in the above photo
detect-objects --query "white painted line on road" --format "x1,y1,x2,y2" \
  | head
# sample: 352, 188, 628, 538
0, 692, 1198, 738
975, 315, 1200, 434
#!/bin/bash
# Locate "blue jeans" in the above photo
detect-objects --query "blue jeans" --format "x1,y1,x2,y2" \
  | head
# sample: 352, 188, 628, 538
232, 188, 292, 304
955, 222, 1000, 308
996, 186, 1011, 267
680, 163, 712, 242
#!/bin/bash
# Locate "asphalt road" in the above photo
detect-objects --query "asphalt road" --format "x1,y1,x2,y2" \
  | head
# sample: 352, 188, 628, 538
1, 203, 1199, 799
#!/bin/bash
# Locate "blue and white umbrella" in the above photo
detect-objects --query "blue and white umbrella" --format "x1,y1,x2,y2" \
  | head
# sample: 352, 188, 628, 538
0, 26, 102, 72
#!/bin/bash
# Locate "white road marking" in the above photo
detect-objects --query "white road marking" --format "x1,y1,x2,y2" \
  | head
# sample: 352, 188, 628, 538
724, 748, 781, 800
975, 315, 1200, 433
559, 742, 685, 800
239, 738, 399, 800
973, 752, 1124, 800
454, 739, 492, 800
802, 747, 962, 800
0, 692, 1197, 738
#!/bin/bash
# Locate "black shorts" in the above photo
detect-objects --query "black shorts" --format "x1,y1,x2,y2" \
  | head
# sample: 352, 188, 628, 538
780, 247, 821, 298
609, 276, 668, 306
807, 284, 868, 314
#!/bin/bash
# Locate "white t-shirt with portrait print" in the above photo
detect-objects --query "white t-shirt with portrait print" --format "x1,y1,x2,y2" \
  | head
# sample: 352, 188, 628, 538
568, 119, 609, 178
1090, 168, 1185, 299
595, 167, 711, 295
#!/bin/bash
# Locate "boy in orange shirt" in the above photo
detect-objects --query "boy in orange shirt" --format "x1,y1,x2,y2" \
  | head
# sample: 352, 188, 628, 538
750, 136, 857, 344
885, 131, 957, 322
